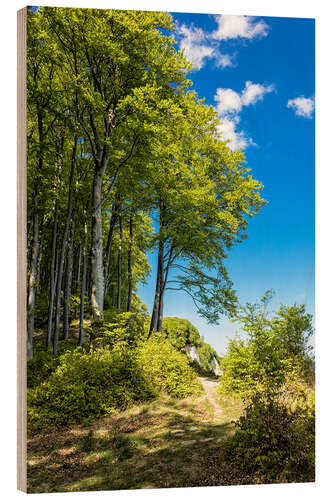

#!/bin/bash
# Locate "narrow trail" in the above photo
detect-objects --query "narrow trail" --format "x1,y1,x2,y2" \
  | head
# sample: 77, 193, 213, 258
198, 376, 223, 418
28, 375, 243, 492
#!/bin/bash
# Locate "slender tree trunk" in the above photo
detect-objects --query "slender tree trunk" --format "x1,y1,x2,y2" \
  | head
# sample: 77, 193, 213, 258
63, 217, 75, 340
157, 290, 164, 332
148, 238, 164, 337
79, 207, 88, 346
104, 201, 119, 299
36, 235, 43, 285
156, 254, 172, 333
46, 206, 58, 348
91, 170, 105, 317
87, 257, 92, 301
53, 134, 77, 355
27, 212, 39, 359
74, 243, 81, 319
27, 106, 45, 359
117, 215, 123, 311
127, 215, 133, 312
76, 243, 82, 292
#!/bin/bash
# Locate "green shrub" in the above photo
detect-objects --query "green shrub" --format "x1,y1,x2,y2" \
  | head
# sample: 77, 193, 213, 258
218, 336, 285, 401
89, 311, 147, 349
27, 338, 78, 389
218, 294, 314, 401
28, 345, 157, 432
197, 340, 221, 374
138, 334, 203, 398
161, 317, 221, 376
162, 317, 201, 350
28, 333, 202, 432
222, 391, 315, 483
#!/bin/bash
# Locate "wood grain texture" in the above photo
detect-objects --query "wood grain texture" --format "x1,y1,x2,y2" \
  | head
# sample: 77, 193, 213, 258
17, 6, 27, 493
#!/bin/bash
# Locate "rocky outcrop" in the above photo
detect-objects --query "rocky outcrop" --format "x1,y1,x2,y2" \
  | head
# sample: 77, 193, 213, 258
209, 356, 223, 376
184, 344, 201, 365
184, 345, 223, 376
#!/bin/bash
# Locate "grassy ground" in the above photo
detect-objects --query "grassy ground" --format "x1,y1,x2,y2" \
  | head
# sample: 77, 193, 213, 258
27, 377, 243, 493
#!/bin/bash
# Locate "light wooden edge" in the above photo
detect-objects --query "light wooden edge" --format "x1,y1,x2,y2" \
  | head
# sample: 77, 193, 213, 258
17, 6, 27, 493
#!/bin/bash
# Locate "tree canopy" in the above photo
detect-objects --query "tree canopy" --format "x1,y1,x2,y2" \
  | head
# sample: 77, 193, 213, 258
26, 6, 266, 358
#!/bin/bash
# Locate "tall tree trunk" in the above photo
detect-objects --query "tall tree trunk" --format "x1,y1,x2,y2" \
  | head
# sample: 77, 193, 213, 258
157, 290, 164, 333
63, 217, 75, 340
91, 170, 105, 317
76, 243, 82, 292
74, 242, 81, 319
104, 201, 119, 299
127, 214, 133, 312
148, 238, 164, 337
156, 254, 172, 333
79, 207, 88, 346
27, 106, 44, 358
53, 134, 77, 355
46, 205, 58, 348
117, 215, 123, 311
27, 211, 39, 359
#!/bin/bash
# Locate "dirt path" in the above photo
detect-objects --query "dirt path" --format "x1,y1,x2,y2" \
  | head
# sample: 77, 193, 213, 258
27, 377, 243, 492
198, 376, 223, 418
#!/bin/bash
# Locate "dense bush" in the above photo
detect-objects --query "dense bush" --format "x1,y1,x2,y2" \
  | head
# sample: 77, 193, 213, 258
218, 336, 286, 400
162, 317, 201, 349
28, 334, 202, 432
28, 345, 157, 431
218, 294, 314, 401
222, 391, 315, 483
197, 340, 221, 374
138, 335, 203, 398
27, 338, 78, 389
162, 317, 221, 375
87, 311, 147, 349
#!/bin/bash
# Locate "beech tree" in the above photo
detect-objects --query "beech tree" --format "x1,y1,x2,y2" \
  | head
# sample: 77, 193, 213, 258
147, 94, 265, 335
26, 6, 265, 358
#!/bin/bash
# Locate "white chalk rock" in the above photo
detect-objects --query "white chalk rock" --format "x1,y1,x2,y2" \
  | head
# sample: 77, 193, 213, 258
184, 344, 201, 365
209, 356, 223, 376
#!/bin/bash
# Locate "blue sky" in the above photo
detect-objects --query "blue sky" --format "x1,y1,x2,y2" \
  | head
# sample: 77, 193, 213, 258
140, 13, 315, 355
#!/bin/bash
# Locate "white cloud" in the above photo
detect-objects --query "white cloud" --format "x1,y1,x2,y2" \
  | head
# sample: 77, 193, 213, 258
177, 16, 270, 71
214, 88, 243, 115
214, 81, 274, 150
213, 15, 269, 41
242, 81, 275, 106
215, 53, 233, 69
216, 116, 253, 151
287, 96, 315, 118
214, 81, 274, 116
178, 23, 233, 70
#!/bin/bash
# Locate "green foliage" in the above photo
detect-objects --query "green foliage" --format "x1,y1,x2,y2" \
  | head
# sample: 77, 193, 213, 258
27, 338, 78, 389
222, 391, 315, 483
138, 334, 203, 398
218, 335, 286, 400
28, 345, 157, 432
219, 293, 314, 400
28, 333, 202, 432
87, 311, 147, 349
197, 339, 221, 374
161, 317, 221, 375
162, 317, 201, 349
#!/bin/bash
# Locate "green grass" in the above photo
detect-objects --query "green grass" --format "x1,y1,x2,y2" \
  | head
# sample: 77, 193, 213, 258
27, 380, 241, 493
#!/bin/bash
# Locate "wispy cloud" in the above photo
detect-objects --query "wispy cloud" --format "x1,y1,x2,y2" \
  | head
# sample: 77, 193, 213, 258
242, 81, 275, 106
216, 116, 253, 151
287, 96, 315, 119
214, 82, 275, 150
178, 24, 233, 70
177, 15, 270, 71
212, 15, 269, 41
